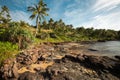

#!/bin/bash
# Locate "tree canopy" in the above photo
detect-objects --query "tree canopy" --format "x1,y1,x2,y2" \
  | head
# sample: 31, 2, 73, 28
28, 0, 49, 35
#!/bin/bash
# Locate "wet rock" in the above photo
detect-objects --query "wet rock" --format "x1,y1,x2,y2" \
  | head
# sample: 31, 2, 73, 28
88, 49, 98, 51
50, 54, 120, 80
83, 55, 117, 69
115, 55, 120, 60
98, 40, 106, 42
62, 55, 77, 62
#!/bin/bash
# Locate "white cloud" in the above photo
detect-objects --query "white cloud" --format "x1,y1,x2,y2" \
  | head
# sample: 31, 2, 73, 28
63, 8, 85, 26
63, 0, 89, 26
13, 0, 38, 8
93, 0, 120, 12
49, 0, 73, 20
6, 0, 120, 31
10, 10, 35, 25
62, 0, 120, 31
49, 0, 64, 20
80, 11, 120, 30
66, 3, 76, 9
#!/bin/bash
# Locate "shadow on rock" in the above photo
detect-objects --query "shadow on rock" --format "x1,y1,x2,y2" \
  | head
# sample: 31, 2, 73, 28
65, 54, 120, 80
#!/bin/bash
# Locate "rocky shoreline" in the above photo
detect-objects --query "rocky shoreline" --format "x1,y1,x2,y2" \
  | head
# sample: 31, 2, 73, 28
0, 42, 120, 80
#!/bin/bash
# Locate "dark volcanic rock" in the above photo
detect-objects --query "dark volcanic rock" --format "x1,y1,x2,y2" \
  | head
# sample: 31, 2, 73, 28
76, 54, 86, 61
115, 55, 120, 60
47, 55, 100, 80
88, 49, 98, 51
46, 54, 120, 80
1, 43, 120, 80
83, 55, 118, 69
18, 71, 43, 80
97, 40, 106, 42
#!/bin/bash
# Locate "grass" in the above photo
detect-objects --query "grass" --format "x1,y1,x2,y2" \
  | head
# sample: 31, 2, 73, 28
34, 37, 63, 43
0, 42, 18, 66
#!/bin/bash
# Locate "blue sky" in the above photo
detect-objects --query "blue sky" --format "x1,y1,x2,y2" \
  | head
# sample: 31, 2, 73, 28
0, 0, 120, 30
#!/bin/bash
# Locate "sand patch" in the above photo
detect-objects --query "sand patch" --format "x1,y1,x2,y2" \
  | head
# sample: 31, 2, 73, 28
55, 55, 63, 59
18, 61, 54, 74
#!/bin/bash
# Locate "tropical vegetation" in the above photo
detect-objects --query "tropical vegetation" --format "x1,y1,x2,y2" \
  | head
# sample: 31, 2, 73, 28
0, 0, 120, 65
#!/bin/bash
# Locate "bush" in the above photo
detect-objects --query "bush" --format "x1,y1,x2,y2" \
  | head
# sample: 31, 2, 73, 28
36, 32, 49, 40
0, 42, 18, 66
49, 33, 57, 38
0, 22, 34, 49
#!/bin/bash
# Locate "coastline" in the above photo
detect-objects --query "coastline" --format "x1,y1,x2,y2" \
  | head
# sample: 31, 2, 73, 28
0, 42, 120, 80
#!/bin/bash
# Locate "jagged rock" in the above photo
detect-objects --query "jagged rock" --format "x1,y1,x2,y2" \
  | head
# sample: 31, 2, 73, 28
1, 42, 120, 80
0, 58, 18, 80
62, 55, 77, 62
12, 62, 19, 78
76, 54, 85, 61
83, 55, 117, 69
115, 55, 120, 60
46, 55, 100, 80
16, 51, 38, 65
88, 49, 98, 51
18, 71, 44, 80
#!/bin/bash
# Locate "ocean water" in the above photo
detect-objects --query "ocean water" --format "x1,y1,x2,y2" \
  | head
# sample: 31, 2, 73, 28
90, 41, 120, 56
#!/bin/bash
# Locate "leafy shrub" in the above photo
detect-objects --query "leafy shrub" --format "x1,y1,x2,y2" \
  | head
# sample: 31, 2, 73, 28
0, 22, 34, 49
0, 41, 18, 66
36, 32, 49, 40
49, 33, 57, 38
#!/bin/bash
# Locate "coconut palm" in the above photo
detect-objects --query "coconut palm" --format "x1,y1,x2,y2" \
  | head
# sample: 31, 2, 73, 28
27, 0, 49, 36
1, 6, 9, 14
0, 6, 11, 26
48, 18, 54, 29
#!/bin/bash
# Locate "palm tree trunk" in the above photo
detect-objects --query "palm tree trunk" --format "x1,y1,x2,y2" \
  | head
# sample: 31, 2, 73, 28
35, 16, 39, 36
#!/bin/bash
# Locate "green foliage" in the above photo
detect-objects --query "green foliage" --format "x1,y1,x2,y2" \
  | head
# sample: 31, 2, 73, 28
0, 4, 119, 48
40, 18, 120, 42
36, 32, 49, 40
117, 31, 120, 40
0, 5, 11, 25
0, 22, 34, 49
28, 0, 49, 35
0, 42, 18, 65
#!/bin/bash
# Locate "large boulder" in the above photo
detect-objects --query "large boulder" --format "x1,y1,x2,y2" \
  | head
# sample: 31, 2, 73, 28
0, 58, 18, 80
16, 51, 39, 65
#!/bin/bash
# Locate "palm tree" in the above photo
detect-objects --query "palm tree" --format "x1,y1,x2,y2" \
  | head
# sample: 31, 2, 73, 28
0, 6, 11, 26
42, 20, 47, 29
48, 18, 54, 29
27, 0, 49, 36
1, 6, 9, 13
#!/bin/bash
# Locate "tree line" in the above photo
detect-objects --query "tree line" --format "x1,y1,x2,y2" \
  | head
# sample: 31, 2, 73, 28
39, 18, 120, 41
0, 0, 120, 46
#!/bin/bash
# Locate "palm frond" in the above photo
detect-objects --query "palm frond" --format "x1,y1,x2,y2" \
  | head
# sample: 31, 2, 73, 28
1, 6, 9, 14
27, 6, 36, 11
43, 7, 49, 12
41, 9, 49, 16
41, 15, 45, 20
30, 14, 36, 20
35, 5, 40, 13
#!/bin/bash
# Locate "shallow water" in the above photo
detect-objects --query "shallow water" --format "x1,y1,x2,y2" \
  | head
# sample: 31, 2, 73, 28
90, 41, 120, 56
